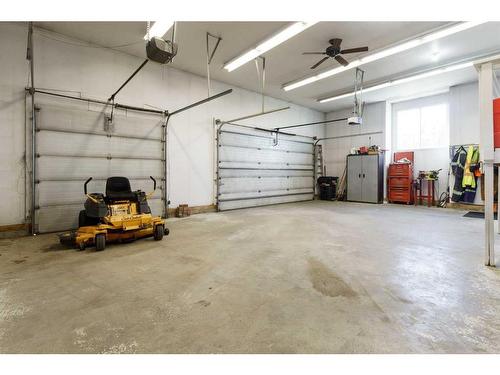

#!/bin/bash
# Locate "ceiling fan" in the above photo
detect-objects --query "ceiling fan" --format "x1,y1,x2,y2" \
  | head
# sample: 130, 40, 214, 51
303, 38, 369, 69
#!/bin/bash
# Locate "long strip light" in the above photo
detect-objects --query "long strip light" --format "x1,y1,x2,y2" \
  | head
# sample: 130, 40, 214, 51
318, 61, 474, 103
143, 21, 175, 40
284, 21, 486, 91
223, 22, 317, 72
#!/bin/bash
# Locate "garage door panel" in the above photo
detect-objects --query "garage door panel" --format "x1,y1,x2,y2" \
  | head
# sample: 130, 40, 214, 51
38, 102, 163, 139
220, 188, 313, 201
219, 176, 313, 194
38, 131, 111, 157
37, 132, 162, 159
217, 124, 314, 211
219, 161, 312, 170
37, 156, 162, 179
218, 193, 313, 211
109, 115, 163, 139
37, 156, 110, 180
38, 205, 82, 233
219, 147, 312, 166
219, 169, 313, 178
39, 103, 106, 133
219, 131, 313, 154
108, 137, 163, 159
108, 159, 162, 177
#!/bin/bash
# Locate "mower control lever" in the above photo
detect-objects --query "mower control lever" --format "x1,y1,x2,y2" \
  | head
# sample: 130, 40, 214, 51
147, 176, 157, 198
83, 177, 99, 203
84, 177, 93, 195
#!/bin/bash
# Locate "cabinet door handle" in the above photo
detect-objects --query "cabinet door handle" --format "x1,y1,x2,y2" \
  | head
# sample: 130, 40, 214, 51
363, 174, 365, 178
359, 173, 361, 178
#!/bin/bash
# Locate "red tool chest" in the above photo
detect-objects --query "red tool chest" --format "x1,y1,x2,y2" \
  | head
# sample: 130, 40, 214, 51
388, 152, 414, 204
494, 98, 500, 148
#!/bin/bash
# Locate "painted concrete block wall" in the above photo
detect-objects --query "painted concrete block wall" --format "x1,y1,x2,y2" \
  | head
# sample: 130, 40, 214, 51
0, 22, 325, 226
323, 82, 482, 203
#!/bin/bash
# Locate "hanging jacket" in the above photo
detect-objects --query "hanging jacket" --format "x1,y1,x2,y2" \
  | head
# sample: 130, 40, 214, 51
451, 146, 467, 202
462, 146, 480, 188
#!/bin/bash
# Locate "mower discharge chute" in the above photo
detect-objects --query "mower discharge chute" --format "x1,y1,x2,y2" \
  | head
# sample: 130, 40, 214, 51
59, 176, 168, 251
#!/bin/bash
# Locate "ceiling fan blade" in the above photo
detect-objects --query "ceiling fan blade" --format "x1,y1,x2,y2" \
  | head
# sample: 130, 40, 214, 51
329, 38, 342, 48
340, 46, 369, 54
334, 55, 349, 67
311, 57, 329, 69
302, 52, 327, 55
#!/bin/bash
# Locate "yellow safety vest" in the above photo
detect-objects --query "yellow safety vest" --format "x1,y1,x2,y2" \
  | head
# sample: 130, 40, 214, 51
462, 145, 479, 188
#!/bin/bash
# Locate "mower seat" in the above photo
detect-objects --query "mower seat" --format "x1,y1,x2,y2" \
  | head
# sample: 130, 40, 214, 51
105, 176, 137, 202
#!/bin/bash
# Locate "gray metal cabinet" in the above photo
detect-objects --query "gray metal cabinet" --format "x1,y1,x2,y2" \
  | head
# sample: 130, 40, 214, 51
346, 154, 384, 203
346, 155, 363, 201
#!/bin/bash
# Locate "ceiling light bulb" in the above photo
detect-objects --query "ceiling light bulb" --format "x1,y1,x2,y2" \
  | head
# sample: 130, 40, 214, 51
144, 21, 175, 40
318, 60, 474, 103
431, 51, 440, 61
224, 21, 317, 72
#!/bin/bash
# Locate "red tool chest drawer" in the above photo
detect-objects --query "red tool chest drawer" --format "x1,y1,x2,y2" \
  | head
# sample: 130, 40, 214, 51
388, 163, 411, 176
388, 188, 412, 202
388, 176, 412, 188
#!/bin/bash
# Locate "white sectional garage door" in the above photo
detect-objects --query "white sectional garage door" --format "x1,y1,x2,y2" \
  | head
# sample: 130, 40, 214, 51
33, 95, 166, 233
216, 123, 315, 211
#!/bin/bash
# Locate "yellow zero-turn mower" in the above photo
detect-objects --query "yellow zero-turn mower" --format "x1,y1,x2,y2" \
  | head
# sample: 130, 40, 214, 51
59, 176, 168, 251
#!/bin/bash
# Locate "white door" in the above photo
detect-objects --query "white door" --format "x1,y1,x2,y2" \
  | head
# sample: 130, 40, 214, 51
361, 155, 379, 203
347, 155, 363, 201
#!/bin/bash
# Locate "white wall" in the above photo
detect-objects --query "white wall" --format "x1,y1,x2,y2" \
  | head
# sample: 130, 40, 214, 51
323, 82, 482, 203
0, 23, 29, 227
323, 102, 386, 179
449, 82, 479, 146
0, 22, 325, 226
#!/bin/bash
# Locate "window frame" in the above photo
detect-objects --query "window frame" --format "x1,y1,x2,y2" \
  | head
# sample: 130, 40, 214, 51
392, 93, 450, 152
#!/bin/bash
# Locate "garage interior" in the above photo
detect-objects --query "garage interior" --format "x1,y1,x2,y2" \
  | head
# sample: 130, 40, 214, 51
1, 20, 500, 354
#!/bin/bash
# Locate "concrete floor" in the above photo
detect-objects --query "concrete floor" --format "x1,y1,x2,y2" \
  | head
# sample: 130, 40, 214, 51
0, 201, 499, 353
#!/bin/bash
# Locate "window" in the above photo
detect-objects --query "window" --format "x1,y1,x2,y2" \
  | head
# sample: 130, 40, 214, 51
394, 100, 449, 151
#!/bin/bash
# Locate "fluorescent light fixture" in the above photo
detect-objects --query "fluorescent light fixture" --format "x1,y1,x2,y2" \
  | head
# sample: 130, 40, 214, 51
318, 61, 473, 103
224, 22, 317, 72
284, 21, 485, 91
144, 21, 175, 40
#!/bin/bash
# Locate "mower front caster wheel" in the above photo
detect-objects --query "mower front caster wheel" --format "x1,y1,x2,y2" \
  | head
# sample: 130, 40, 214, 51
154, 225, 164, 241
95, 233, 106, 251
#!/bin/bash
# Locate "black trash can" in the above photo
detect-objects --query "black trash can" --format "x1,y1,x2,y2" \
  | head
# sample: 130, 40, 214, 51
317, 176, 338, 201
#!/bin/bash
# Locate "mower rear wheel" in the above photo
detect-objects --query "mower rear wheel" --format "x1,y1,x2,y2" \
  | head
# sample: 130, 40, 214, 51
154, 225, 164, 241
95, 233, 106, 251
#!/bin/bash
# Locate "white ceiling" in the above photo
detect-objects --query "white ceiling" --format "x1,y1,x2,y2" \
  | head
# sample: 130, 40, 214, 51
35, 21, 500, 113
